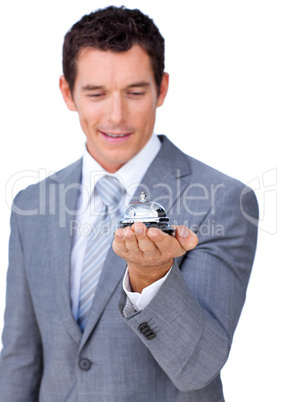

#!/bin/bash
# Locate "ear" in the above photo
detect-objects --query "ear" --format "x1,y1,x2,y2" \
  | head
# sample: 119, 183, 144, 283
59, 75, 77, 111
157, 72, 169, 107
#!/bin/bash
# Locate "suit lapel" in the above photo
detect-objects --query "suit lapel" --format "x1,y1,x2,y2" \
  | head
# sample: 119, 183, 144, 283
48, 159, 83, 344
79, 249, 126, 352
129, 135, 192, 215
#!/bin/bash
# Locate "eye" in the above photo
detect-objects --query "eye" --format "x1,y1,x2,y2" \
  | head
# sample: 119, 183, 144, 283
88, 93, 106, 98
128, 91, 145, 97
86, 92, 106, 101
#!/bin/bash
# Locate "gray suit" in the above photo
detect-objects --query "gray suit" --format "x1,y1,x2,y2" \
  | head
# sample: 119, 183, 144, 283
0, 136, 258, 401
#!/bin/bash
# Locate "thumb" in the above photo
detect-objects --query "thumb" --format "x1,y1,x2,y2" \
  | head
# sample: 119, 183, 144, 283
175, 225, 198, 251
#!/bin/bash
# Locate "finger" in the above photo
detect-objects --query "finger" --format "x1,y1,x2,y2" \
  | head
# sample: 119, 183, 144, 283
114, 228, 128, 251
122, 226, 142, 255
131, 223, 159, 255
147, 227, 179, 254
175, 226, 198, 251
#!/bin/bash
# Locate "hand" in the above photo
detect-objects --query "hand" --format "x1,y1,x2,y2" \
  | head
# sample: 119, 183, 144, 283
113, 222, 198, 292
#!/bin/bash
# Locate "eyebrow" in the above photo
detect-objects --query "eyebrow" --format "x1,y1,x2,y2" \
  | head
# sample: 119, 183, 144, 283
81, 85, 105, 92
81, 82, 150, 92
127, 82, 150, 89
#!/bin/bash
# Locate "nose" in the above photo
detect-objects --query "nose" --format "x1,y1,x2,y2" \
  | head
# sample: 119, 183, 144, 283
106, 94, 126, 125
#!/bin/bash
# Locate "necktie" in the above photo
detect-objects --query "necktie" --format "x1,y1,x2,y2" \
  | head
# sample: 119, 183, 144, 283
77, 175, 125, 331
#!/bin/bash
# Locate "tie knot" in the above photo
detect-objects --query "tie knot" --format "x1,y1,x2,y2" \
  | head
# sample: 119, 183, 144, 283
95, 175, 125, 210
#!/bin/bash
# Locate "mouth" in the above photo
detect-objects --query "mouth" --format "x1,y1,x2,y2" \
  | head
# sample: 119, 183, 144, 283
99, 131, 133, 143
103, 133, 130, 138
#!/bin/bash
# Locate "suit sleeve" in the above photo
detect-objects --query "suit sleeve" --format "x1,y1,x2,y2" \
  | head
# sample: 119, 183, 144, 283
0, 196, 43, 401
119, 183, 259, 392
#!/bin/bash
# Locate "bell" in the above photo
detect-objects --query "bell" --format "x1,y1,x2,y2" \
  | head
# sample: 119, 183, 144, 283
119, 192, 175, 234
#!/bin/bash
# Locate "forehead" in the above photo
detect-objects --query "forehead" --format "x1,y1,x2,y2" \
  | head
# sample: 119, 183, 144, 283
75, 45, 155, 86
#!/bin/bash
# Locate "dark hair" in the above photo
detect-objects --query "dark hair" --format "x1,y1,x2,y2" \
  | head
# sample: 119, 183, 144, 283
62, 6, 165, 95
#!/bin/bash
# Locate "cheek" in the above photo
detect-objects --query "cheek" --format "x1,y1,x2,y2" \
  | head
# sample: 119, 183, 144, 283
140, 105, 156, 133
77, 105, 101, 130
134, 101, 156, 128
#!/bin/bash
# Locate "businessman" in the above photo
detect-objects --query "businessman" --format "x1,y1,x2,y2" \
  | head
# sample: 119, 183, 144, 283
0, 6, 258, 401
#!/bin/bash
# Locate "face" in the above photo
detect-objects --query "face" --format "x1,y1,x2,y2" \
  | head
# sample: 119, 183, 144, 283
60, 45, 169, 172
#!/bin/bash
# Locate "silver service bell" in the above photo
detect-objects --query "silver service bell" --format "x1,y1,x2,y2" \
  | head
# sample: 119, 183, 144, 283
119, 192, 175, 235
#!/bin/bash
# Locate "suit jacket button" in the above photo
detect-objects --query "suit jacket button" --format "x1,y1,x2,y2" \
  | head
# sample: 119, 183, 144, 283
142, 327, 152, 336
138, 323, 156, 340
144, 329, 156, 339
138, 322, 149, 332
147, 332, 156, 340
79, 358, 92, 371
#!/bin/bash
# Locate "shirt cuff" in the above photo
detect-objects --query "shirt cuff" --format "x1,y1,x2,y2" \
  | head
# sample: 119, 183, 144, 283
122, 266, 172, 316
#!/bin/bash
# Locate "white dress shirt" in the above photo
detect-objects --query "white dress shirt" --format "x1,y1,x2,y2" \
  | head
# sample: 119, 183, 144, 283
70, 134, 165, 319
122, 267, 171, 316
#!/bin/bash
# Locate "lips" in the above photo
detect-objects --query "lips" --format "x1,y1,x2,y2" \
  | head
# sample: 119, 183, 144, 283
104, 133, 130, 138
99, 130, 133, 143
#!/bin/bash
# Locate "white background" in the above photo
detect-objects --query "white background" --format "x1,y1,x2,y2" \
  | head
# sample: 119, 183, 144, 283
0, 1, 281, 400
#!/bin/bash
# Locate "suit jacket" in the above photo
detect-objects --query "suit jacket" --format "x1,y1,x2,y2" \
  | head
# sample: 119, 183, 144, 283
0, 136, 258, 401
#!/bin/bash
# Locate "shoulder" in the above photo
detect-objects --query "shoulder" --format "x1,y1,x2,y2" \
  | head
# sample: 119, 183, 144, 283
158, 135, 258, 219
159, 135, 251, 190
12, 158, 82, 212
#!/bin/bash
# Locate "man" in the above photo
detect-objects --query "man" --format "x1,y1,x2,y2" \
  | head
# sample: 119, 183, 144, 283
0, 6, 258, 401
